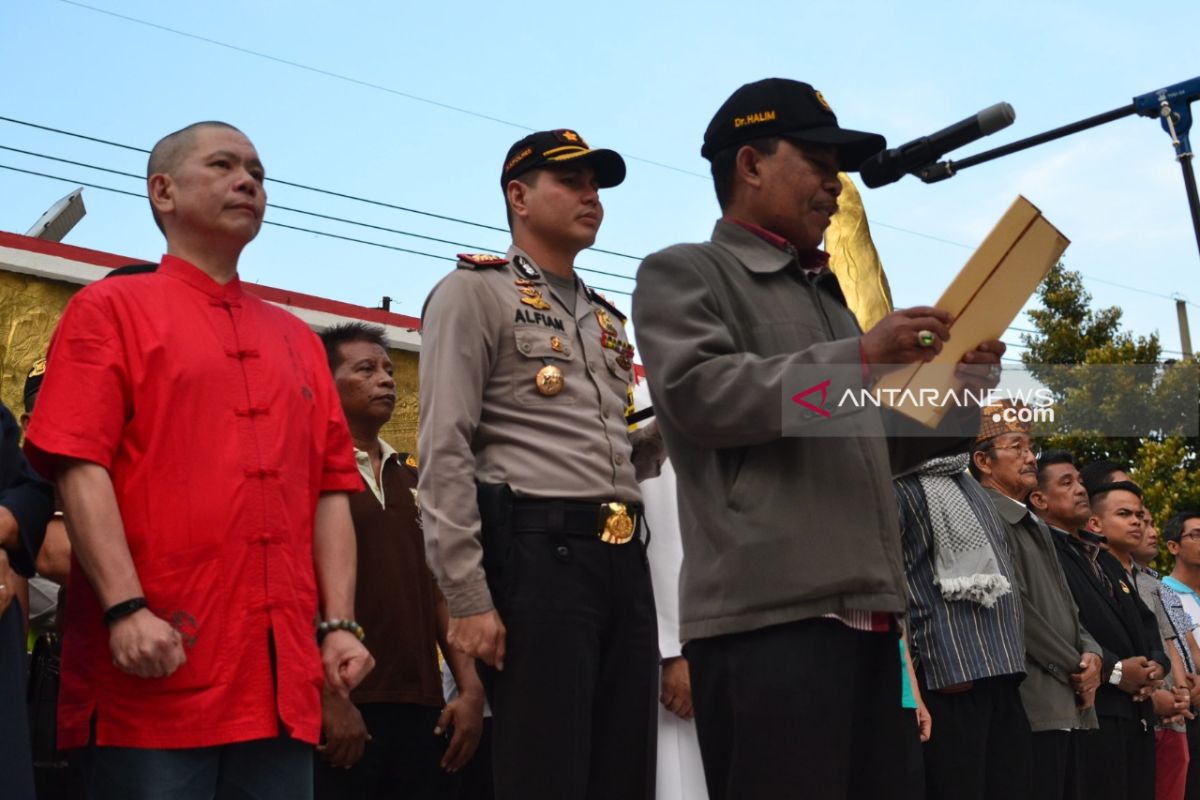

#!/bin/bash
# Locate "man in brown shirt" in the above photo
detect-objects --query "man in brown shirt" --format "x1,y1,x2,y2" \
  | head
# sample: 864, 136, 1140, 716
317, 323, 483, 800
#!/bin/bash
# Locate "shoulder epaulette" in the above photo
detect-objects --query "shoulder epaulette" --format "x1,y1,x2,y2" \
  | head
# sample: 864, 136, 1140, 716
585, 286, 627, 323
456, 253, 509, 270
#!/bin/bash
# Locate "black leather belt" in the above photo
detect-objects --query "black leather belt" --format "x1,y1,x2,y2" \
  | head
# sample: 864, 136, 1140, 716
511, 499, 644, 545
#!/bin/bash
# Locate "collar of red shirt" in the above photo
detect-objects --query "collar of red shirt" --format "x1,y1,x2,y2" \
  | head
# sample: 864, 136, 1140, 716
160, 255, 245, 303
725, 218, 830, 274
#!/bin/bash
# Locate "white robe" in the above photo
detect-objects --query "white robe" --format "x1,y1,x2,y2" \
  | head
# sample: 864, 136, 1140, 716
636, 381, 709, 800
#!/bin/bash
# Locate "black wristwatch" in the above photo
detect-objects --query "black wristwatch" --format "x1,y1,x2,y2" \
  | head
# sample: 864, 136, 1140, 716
103, 597, 148, 626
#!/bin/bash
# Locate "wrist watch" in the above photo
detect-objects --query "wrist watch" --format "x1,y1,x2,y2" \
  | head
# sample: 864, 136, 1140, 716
1108, 659, 1124, 686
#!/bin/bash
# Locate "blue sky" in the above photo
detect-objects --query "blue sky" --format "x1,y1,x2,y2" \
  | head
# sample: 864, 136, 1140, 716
3, 0, 1199, 361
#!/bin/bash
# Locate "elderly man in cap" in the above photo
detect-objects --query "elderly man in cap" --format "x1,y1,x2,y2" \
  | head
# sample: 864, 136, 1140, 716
419, 129, 661, 800
973, 410, 1102, 800
631, 77, 1007, 799
24, 121, 372, 800
894, 412, 1030, 800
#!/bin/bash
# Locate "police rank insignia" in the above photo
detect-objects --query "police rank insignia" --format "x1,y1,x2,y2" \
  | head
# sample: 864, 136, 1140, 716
535, 364, 564, 396
595, 308, 617, 333
550, 336, 564, 353
457, 252, 509, 269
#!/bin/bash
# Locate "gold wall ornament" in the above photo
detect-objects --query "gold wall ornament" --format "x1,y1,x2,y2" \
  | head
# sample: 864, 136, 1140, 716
824, 172, 893, 332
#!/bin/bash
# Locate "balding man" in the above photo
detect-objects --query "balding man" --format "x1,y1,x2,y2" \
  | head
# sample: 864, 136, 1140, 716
25, 121, 373, 800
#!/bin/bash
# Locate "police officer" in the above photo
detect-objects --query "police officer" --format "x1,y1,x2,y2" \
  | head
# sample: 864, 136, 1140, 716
417, 130, 660, 800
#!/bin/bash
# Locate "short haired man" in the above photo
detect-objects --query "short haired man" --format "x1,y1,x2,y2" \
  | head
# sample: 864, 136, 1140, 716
1164, 511, 1200, 797
974, 430, 1101, 800
1042, 479, 1164, 800
418, 130, 660, 799
25, 121, 373, 800
316, 323, 484, 799
0, 399, 55, 800
1080, 459, 1132, 497
1128, 513, 1196, 800
631, 78, 1006, 798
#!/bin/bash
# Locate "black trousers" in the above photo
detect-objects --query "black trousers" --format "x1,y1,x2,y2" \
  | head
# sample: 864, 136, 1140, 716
1030, 729, 1090, 800
484, 533, 658, 800
918, 674, 1032, 800
313, 703, 443, 800
685, 617, 914, 800
1187, 716, 1200, 800
1074, 715, 1156, 800
437, 718, 493, 800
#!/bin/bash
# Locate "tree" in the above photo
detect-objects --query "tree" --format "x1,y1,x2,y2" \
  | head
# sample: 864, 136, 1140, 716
1021, 263, 1200, 567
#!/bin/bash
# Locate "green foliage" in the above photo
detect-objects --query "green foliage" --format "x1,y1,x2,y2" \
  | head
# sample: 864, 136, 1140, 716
1020, 263, 1200, 571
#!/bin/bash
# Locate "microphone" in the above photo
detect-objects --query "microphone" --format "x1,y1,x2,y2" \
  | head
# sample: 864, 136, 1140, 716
859, 102, 1016, 188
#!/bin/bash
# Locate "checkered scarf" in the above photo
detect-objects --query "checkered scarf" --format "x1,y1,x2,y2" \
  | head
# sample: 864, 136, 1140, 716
916, 454, 1012, 608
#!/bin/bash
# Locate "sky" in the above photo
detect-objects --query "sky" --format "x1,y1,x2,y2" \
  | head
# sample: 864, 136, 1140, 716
2, 0, 1199, 362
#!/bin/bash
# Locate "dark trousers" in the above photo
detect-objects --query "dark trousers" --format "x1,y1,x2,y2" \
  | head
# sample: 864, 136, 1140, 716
1027, 734, 1075, 800
685, 617, 914, 800
919, 674, 1032, 800
1074, 715, 1156, 800
485, 534, 658, 800
438, 718, 494, 800
77, 734, 312, 800
1187, 716, 1200, 799
314, 703, 443, 800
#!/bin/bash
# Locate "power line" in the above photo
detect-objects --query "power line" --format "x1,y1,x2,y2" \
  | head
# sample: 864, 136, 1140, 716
0, 162, 635, 297
5, 116, 1196, 309
0, 116, 643, 262
0, 146, 639, 282
56, 0, 710, 181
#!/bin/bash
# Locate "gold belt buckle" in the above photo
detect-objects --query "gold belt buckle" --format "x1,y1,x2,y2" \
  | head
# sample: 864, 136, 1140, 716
600, 502, 635, 544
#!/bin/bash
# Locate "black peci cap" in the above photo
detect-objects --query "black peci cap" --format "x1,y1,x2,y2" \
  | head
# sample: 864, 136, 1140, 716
501, 129, 626, 189
701, 78, 886, 171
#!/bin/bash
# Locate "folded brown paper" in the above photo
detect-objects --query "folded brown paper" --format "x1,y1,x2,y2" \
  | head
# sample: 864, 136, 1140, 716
874, 195, 1069, 427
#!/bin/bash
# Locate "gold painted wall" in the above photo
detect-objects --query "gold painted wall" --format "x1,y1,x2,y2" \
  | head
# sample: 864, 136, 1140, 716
0, 268, 421, 454
0, 271, 79, 417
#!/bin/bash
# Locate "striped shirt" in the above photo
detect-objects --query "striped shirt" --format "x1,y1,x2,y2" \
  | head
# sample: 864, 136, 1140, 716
895, 473, 1026, 690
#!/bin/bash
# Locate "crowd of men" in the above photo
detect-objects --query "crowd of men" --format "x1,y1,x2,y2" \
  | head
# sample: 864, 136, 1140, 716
0, 74, 1198, 800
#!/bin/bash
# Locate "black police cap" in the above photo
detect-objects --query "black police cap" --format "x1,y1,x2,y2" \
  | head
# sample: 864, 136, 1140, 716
501, 129, 626, 189
701, 78, 886, 171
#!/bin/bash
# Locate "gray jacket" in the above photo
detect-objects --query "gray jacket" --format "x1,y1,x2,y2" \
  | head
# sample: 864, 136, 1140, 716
632, 220, 975, 641
985, 487, 1100, 731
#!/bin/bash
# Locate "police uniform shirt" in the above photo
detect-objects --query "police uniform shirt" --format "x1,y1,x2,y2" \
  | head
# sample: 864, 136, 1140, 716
417, 245, 642, 617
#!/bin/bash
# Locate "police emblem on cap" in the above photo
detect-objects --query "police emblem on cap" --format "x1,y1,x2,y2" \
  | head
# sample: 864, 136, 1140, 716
814, 90, 832, 112
512, 255, 541, 281
555, 129, 587, 147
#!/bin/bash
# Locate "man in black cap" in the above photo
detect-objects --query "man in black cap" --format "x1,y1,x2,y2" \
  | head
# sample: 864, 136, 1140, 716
632, 78, 1007, 799
419, 130, 661, 799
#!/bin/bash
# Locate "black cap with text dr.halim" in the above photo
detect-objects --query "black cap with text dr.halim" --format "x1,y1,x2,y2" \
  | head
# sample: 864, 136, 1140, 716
501, 129, 626, 189
701, 78, 886, 171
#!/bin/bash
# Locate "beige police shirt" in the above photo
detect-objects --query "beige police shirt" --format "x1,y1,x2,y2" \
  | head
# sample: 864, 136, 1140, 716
417, 245, 647, 616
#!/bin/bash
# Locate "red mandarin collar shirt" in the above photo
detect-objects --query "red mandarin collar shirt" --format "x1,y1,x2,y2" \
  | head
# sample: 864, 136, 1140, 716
25, 255, 361, 749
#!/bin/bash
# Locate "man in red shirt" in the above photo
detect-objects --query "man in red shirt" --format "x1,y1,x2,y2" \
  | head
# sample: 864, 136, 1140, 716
25, 121, 373, 800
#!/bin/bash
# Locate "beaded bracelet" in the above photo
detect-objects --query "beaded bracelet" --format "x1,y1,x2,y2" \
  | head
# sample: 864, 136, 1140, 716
317, 618, 366, 642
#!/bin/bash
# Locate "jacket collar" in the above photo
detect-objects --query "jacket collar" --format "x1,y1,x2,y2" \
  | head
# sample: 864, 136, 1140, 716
160, 254, 244, 302
983, 487, 1031, 525
710, 219, 850, 305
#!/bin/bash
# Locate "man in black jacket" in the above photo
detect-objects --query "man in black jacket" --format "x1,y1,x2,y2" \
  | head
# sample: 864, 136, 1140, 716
1041, 478, 1163, 800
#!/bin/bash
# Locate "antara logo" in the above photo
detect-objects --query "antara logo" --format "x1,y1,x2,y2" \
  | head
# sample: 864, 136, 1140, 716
791, 379, 832, 418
